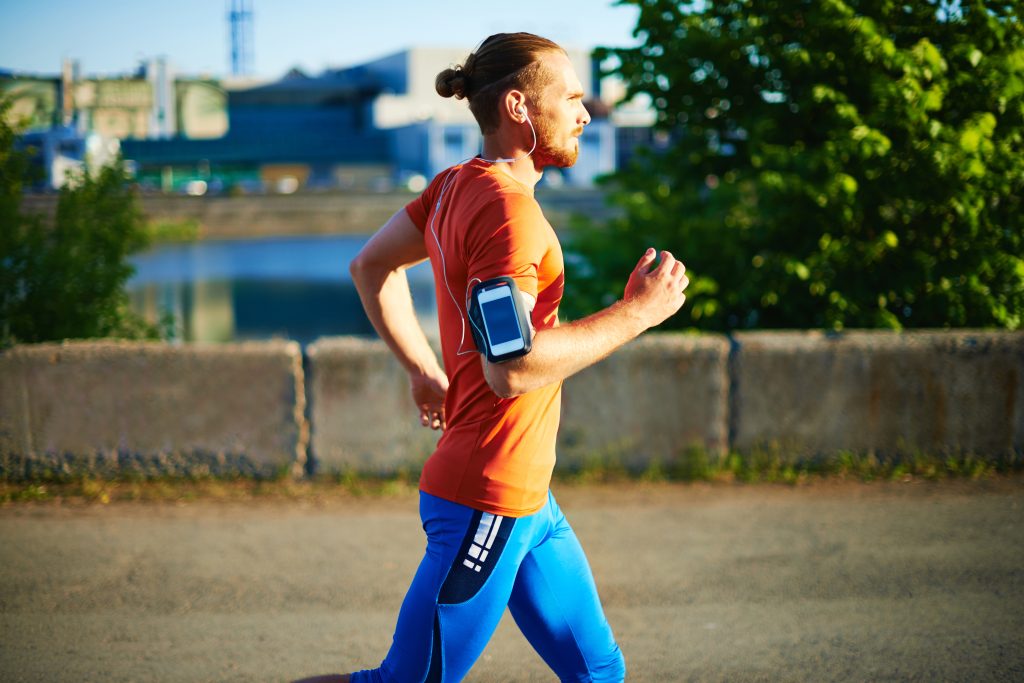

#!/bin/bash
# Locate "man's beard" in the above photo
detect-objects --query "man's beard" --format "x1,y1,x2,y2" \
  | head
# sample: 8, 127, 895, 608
530, 114, 580, 169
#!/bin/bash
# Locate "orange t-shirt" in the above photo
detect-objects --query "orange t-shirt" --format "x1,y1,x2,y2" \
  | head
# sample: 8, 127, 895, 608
405, 157, 565, 517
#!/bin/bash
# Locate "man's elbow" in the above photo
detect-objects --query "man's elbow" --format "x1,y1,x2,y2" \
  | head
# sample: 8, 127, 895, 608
488, 378, 520, 400
484, 363, 527, 399
349, 250, 387, 287
349, 251, 368, 280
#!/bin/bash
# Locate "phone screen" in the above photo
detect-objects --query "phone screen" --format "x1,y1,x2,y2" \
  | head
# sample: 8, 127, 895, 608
481, 295, 523, 346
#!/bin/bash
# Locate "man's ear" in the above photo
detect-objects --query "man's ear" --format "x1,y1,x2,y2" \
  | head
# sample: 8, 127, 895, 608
503, 90, 529, 123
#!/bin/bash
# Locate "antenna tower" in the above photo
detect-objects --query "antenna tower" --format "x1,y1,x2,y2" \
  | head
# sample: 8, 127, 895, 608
228, 0, 254, 76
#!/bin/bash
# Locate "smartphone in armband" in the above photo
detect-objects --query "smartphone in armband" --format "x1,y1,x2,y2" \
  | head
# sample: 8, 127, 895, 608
468, 277, 532, 363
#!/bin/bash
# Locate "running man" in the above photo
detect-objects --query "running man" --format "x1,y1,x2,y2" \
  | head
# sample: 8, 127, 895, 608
301, 32, 688, 683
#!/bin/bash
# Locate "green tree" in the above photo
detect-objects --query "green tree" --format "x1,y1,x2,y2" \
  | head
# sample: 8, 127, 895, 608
1, 100, 156, 346
568, 0, 1024, 330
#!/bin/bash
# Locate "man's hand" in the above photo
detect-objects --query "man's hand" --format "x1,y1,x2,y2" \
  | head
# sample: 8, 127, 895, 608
623, 248, 690, 330
411, 370, 448, 430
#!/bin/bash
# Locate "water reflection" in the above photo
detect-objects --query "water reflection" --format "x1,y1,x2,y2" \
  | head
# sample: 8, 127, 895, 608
128, 235, 437, 345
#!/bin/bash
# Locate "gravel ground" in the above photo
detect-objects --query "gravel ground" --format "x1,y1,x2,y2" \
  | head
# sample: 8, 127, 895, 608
1, 476, 1022, 682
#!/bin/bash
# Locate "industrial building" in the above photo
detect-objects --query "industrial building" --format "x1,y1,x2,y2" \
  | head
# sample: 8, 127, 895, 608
2, 47, 654, 192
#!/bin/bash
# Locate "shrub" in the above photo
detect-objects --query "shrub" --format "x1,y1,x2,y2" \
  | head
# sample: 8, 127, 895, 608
567, 0, 1024, 331
1, 99, 156, 345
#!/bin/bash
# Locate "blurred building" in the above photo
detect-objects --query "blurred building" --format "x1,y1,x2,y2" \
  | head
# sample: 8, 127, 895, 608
121, 65, 393, 193
3, 48, 655, 192
1, 57, 227, 189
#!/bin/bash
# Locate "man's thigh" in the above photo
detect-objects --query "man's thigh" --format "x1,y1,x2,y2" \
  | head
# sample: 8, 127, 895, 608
507, 509, 626, 682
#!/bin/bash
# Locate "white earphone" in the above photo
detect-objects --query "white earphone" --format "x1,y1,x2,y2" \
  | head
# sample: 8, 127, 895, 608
479, 103, 536, 164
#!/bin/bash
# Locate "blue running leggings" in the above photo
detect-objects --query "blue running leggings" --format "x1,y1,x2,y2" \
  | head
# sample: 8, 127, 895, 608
350, 490, 625, 683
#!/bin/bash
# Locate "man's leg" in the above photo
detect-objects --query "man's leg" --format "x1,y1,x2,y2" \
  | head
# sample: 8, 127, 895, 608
350, 492, 547, 683
507, 494, 626, 682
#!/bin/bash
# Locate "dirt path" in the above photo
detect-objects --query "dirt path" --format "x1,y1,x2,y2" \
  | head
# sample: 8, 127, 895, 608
1, 477, 1022, 682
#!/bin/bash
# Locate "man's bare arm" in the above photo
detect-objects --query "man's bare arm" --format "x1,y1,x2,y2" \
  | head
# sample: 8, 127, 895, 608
350, 209, 448, 429
482, 248, 688, 398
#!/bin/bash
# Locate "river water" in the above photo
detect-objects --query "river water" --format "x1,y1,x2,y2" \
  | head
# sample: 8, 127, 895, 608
127, 235, 437, 346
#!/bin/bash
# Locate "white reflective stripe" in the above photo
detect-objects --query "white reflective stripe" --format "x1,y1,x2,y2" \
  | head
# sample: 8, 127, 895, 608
473, 513, 494, 546
463, 512, 504, 573
485, 516, 503, 549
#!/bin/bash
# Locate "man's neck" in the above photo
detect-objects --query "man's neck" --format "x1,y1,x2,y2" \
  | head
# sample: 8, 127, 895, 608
480, 137, 543, 190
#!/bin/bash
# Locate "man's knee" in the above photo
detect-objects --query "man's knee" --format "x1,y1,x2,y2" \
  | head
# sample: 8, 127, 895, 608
589, 646, 626, 683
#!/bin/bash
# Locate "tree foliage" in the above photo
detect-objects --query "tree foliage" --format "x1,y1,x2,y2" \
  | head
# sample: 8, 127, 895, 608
1, 101, 155, 346
567, 0, 1024, 330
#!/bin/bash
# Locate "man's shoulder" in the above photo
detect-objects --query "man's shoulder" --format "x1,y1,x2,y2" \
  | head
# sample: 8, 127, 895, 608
466, 177, 544, 218
457, 162, 538, 204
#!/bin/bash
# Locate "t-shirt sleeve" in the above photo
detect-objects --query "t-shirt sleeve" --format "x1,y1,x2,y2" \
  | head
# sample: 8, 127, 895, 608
404, 172, 446, 233
463, 193, 549, 301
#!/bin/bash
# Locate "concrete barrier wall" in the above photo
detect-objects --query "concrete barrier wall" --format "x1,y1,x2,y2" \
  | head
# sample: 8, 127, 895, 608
0, 340, 306, 479
305, 337, 440, 474
731, 331, 1024, 457
304, 335, 730, 475
1, 331, 1021, 480
559, 334, 730, 469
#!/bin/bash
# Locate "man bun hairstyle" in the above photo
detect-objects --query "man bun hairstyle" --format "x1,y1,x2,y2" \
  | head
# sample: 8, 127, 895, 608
435, 32, 564, 134
435, 61, 470, 99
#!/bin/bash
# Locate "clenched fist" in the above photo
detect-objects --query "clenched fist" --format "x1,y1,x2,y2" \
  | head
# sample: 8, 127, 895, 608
623, 248, 689, 330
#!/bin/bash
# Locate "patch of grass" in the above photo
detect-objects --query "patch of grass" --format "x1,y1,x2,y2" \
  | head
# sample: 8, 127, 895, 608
0, 483, 53, 503
554, 446, 1022, 486
556, 437, 637, 484
329, 466, 419, 497
556, 457, 631, 485
145, 217, 201, 243
728, 447, 1018, 484
1, 450, 1020, 506
76, 477, 112, 504
0, 471, 424, 506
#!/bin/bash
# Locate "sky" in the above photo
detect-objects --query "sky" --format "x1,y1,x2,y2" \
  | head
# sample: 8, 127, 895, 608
0, 0, 642, 80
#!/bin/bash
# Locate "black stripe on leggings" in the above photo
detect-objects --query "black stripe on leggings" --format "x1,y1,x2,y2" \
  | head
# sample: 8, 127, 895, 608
438, 509, 515, 605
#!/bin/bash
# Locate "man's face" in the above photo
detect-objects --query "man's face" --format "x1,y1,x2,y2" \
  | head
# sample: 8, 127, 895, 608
529, 52, 591, 169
